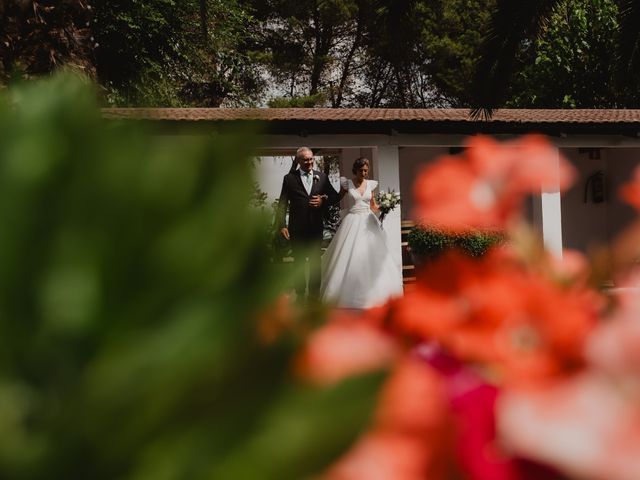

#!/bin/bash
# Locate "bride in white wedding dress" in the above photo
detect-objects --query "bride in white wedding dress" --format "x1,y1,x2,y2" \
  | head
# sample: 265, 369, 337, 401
320, 157, 404, 308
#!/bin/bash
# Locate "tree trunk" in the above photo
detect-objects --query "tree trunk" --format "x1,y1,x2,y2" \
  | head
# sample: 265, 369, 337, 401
309, 5, 323, 95
309, 3, 333, 96
334, 14, 363, 107
199, 0, 208, 45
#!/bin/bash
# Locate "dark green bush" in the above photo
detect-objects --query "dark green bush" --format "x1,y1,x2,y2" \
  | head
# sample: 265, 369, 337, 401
406, 225, 452, 257
407, 224, 504, 259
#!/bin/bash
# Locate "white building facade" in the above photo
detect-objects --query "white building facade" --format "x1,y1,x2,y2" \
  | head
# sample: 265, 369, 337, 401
105, 108, 640, 290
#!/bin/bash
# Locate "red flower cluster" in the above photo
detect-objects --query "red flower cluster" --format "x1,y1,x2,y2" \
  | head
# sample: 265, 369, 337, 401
292, 134, 640, 479
413, 135, 575, 231
619, 164, 640, 211
391, 250, 600, 385
327, 357, 452, 480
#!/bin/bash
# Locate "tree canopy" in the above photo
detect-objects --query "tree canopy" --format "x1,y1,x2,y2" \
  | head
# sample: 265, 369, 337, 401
508, 0, 619, 108
472, 0, 640, 115
94, 0, 264, 106
0, 0, 94, 81
0, 0, 635, 109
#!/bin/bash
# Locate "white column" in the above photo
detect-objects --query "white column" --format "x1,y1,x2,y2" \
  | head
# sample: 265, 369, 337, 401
374, 145, 403, 287
532, 147, 564, 258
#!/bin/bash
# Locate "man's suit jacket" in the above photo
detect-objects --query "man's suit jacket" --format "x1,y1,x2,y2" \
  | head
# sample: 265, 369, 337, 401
276, 169, 339, 242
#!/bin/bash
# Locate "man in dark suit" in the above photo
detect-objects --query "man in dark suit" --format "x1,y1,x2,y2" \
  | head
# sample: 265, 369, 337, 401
276, 146, 339, 301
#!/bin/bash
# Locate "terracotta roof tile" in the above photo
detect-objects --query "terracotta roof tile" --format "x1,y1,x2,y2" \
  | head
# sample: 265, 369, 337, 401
102, 107, 640, 124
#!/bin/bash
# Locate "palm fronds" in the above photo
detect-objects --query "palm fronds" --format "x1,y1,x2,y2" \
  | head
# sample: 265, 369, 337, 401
470, 0, 561, 119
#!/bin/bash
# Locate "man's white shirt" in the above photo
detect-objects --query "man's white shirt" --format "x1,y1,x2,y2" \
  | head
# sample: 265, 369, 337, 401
300, 169, 313, 195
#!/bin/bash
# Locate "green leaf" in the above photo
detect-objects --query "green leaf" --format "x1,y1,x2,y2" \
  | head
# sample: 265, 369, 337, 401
0, 73, 368, 480
207, 373, 386, 480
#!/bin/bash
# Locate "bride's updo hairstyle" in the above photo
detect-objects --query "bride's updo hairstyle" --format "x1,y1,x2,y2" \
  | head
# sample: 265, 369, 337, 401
352, 157, 370, 174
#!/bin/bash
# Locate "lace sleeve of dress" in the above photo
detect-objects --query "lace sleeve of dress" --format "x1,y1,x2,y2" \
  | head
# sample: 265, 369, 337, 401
369, 180, 379, 190
340, 176, 349, 190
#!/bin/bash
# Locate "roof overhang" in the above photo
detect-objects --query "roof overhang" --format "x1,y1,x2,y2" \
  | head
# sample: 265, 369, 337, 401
102, 108, 640, 137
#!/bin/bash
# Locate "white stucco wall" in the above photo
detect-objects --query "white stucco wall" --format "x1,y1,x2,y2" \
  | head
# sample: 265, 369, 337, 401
254, 156, 295, 202
339, 147, 375, 180
607, 148, 640, 242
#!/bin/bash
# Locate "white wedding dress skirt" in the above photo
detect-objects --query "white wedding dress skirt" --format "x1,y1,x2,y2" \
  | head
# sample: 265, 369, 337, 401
321, 178, 403, 308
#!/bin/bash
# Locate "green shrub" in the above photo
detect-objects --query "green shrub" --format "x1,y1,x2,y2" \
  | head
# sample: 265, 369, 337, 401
407, 224, 504, 259
268, 93, 326, 108
454, 229, 504, 257
406, 225, 452, 257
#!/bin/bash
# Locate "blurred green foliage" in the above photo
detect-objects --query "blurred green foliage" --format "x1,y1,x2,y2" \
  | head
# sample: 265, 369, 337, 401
0, 74, 381, 479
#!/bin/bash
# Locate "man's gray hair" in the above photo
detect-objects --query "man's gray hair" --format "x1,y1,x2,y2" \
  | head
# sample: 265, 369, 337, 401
295, 146, 313, 161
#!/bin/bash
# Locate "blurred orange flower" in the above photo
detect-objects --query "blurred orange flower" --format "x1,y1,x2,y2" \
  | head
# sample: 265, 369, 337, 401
619, 164, 640, 211
293, 132, 640, 480
375, 357, 450, 437
413, 135, 575, 231
327, 358, 452, 480
498, 373, 640, 480
295, 310, 400, 385
256, 293, 296, 343
391, 250, 599, 384
327, 430, 442, 480
586, 287, 640, 379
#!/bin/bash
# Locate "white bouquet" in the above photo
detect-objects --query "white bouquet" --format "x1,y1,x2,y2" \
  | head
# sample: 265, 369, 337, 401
375, 188, 401, 224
